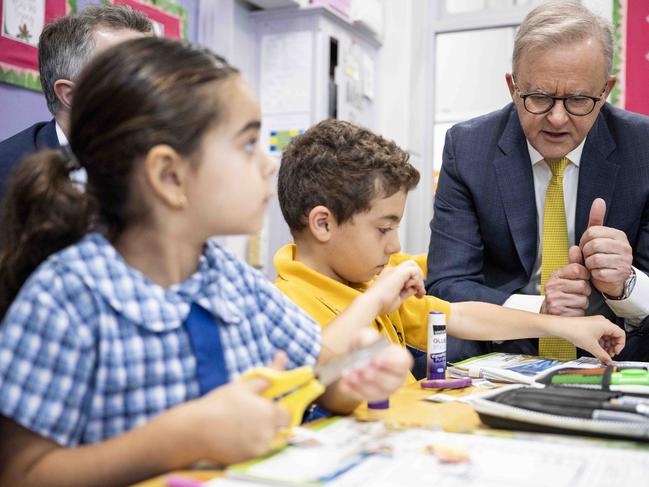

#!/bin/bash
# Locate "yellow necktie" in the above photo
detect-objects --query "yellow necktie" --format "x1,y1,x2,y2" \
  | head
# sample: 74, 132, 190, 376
538, 157, 576, 361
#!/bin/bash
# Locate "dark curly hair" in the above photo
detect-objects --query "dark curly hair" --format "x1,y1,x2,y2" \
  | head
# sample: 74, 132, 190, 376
278, 119, 420, 232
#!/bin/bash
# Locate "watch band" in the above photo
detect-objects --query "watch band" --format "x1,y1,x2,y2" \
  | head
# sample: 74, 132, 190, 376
604, 269, 636, 301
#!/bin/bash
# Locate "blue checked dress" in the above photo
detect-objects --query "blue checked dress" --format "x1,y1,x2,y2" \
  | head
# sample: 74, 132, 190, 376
0, 233, 321, 446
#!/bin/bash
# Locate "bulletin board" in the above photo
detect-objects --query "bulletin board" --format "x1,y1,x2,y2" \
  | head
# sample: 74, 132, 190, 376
111, 0, 187, 39
0, 0, 74, 91
612, 0, 649, 115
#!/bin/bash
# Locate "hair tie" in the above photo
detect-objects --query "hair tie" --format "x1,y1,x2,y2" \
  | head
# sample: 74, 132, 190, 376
60, 145, 82, 172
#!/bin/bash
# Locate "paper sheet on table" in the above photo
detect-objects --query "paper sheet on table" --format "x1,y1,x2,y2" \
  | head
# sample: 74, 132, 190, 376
225, 417, 649, 487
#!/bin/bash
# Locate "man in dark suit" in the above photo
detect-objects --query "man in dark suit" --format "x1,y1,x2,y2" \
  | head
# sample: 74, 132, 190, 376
0, 5, 152, 201
0, 121, 59, 191
427, 1, 649, 361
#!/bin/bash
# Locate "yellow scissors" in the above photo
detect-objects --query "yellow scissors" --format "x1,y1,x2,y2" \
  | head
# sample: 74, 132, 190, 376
241, 337, 390, 434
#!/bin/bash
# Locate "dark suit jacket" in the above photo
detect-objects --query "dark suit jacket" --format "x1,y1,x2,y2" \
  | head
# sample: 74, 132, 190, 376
426, 103, 649, 361
0, 120, 60, 202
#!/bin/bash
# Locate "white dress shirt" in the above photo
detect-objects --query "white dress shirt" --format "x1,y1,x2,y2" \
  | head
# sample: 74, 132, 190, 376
504, 140, 649, 326
55, 121, 86, 185
55, 121, 68, 146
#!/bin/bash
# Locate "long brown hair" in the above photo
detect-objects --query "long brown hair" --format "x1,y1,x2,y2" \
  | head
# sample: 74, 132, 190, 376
0, 37, 238, 318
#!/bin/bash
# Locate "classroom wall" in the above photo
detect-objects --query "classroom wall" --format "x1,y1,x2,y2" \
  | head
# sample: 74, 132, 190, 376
377, 0, 431, 255
0, 0, 199, 141
0, 0, 634, 269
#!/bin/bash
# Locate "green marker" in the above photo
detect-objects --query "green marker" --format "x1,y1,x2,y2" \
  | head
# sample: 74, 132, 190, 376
552, 368, 649, 386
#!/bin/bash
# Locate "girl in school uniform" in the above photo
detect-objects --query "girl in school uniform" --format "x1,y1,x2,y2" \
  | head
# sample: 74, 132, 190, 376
0, 37, 420, 486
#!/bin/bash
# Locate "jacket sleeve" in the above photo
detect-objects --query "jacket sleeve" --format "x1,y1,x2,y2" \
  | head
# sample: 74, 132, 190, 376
426, 127, 511, 305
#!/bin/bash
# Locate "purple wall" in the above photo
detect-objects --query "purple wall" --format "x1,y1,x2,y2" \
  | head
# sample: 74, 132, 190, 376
0, 0, 199, 141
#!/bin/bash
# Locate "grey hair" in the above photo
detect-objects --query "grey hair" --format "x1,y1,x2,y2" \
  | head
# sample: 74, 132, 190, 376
38, 4, 152, 115
513, 0, 613, 81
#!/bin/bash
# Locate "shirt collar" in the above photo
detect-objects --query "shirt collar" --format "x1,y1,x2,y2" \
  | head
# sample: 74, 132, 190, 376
55, 121, 69, 146
527, 138, 585, 167
274, 243, 367, 309
61, 233, 243, 332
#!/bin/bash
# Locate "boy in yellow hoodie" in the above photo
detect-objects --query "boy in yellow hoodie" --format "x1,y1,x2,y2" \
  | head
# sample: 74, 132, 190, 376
274, 119, 624, 382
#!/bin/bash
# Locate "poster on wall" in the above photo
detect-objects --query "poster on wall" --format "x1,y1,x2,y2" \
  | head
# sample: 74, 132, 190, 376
612, 0, 649, 116
0, 0, 73, 91
111, 0, 187, 39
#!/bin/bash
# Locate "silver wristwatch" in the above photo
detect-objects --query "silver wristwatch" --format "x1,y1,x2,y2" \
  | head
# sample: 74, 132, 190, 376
605, 269, 636, 300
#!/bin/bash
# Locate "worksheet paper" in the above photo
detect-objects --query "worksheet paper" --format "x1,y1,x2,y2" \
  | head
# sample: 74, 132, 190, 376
218, 418, 649, 487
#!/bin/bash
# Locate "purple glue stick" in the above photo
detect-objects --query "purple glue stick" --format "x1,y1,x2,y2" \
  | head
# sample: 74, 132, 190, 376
427, 311, 447, 380
368, 398, 389, 409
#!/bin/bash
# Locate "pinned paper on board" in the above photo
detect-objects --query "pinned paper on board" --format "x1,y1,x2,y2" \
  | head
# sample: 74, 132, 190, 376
360, 51, 374, 100
2, 0, 46, 47
269, 129, 304, 153
0, 0, 72, 91
261, 112, 310, 156
260, 31, 313, 114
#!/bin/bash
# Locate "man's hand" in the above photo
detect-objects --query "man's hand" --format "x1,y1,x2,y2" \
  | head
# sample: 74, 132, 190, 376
580, 198, 633, 298
541, 246, 591, 316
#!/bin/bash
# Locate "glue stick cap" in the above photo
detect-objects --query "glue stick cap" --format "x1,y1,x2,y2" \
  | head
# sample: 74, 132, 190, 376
368, 398, 390, 409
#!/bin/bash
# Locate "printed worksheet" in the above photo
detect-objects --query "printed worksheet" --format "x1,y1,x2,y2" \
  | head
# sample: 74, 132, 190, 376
223, 418, 649, 487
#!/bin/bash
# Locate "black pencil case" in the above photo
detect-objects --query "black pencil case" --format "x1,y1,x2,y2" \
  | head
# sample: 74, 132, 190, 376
472, 368, 649, 441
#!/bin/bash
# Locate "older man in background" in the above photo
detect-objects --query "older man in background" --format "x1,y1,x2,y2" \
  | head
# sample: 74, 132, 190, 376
0, 4, 152, 200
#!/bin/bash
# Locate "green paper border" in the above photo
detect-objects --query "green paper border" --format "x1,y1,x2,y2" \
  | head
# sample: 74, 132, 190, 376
151, 0, 188, 40
0, 0, 77, 91
611, 0, 623, 107
0, 65, 41, 91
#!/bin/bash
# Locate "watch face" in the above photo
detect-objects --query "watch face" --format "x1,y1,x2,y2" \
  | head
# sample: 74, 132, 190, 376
605, 272, 635, 301
616, 272, 636, 300
625, 272, 637, 297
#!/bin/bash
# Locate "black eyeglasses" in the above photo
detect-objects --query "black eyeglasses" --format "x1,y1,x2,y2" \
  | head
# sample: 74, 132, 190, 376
513, 81, 607, 116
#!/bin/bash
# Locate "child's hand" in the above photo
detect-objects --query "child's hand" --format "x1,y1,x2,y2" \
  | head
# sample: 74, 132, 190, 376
337, 329, 413, 402
558, 315, 626, 364
372, 260, 426, 315
178, 353, 290, 465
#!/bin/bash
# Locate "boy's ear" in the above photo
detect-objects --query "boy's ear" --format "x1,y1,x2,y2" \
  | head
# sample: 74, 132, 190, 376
143, 144, 190, 209
307, 205, 334, 242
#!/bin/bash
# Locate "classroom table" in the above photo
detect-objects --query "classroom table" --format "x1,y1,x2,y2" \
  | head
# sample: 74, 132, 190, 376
133, 381, 484, 486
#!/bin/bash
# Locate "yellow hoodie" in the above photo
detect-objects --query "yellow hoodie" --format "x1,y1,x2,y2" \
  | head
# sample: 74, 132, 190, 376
274, 244, 450, 383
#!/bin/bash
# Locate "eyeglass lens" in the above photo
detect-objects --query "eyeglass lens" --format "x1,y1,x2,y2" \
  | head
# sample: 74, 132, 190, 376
524, 94, 596, 115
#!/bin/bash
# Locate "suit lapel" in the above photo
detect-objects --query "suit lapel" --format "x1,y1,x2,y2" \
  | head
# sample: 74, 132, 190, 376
36, 120, 60, 150
575, 108, 618, 241
494, 107, 537, 277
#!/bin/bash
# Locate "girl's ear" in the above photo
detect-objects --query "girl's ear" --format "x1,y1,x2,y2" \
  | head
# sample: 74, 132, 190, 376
143, 144, 190, 209
307, 205, 334, 243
